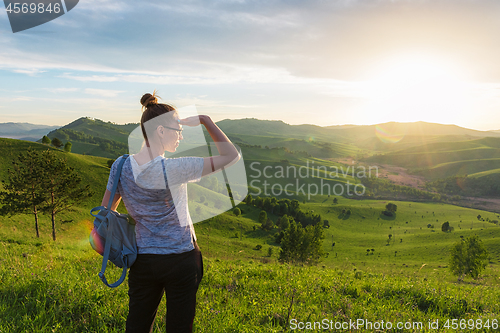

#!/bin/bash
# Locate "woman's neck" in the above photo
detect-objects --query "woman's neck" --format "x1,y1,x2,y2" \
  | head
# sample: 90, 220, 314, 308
135, 143, 163, 165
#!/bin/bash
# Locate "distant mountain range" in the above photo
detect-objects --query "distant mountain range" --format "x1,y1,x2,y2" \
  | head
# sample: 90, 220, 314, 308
217, 118, 500, 143
3, 117, 500, 142
326, 121, 500, 138
3, 117, 500, 159
0, 122, 59, 141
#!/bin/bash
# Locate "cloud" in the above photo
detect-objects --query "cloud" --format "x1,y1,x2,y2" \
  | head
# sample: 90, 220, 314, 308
169, 96, 264, 109
0, 96, 32, 103
60, 74, 119, 82
84, 88, 124, 97
3, 0, 500, 84
0, 52, 121, 75
11, 69, 46, 76
44, 87, 80, 93
59, 65, 320, 85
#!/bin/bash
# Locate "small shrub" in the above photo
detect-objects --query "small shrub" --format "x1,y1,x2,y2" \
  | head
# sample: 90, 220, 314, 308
450, 235, 488, 279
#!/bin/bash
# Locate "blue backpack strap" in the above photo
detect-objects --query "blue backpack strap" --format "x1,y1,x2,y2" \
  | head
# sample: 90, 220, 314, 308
106, 154, 129, 209
97, 154, 130, 288
98, 213, 128, 288
98, 211, 116, 286
99, 255, 129, 288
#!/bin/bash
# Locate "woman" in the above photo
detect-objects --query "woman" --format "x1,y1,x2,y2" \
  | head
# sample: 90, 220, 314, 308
101, 92, 240, 332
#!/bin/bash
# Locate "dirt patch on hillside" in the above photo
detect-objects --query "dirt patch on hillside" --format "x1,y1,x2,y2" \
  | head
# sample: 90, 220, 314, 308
334, 158, 500, 213
335, 158, 427, 189
456, 197, 500, 214
374, 164, 427, 189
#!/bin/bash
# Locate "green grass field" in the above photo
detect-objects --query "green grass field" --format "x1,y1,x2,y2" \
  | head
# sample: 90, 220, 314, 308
2, 195, 500, 332
2, 137, 500, 332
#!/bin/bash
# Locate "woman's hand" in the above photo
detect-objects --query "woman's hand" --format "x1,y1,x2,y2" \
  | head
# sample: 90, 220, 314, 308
179, 116, 200, 127
179, 115, 211, 127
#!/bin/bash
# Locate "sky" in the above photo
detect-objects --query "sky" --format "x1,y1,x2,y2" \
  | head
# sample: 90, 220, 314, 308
1, 0, 500, 130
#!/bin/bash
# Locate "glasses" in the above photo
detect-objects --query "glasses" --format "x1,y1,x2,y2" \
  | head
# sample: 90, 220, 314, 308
163, 126, 183, 134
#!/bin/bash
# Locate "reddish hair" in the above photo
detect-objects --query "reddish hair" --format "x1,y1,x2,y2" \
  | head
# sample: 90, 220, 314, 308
140, 91, 176, 143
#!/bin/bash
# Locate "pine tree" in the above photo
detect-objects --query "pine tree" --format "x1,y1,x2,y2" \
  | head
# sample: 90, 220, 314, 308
39, 149, 93, 241
0, 148, 45, 237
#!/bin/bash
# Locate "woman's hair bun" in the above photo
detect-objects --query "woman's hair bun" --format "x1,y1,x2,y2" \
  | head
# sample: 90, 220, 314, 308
140, 92, 159, 108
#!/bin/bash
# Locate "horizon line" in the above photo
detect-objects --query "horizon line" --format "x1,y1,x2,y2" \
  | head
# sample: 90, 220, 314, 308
1, 117, 499, 133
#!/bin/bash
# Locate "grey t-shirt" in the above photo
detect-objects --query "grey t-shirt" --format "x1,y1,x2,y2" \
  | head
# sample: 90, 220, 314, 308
106, 155, 204, 254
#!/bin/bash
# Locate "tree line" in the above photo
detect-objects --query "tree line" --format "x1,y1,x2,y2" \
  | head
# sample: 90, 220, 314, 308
360, 176, 439, 201
0, 148, 93, 241
244, 195, 322, 228
426, 174, 500, 198
244, 194, 325, 265
42, 135, 72, 152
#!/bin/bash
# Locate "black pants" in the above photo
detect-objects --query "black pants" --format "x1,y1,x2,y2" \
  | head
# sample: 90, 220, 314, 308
125, 244, 203, 333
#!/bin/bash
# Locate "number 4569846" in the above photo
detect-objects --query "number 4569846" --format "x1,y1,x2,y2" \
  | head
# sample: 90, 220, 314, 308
444, 319, 498, 330
6, 2, 61, 14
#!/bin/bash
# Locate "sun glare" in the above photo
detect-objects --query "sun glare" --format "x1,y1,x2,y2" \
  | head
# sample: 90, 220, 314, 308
360, 54, 472, 124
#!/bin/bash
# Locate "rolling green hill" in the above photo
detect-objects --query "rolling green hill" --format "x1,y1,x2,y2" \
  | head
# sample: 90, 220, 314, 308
19, 116, 500, 203
51, 117, 137, 144
42, 117, 362, 160
356, 134, 483, 153
37, 116, 500, 162
0, 138, 111, 208
366, 137, 500, 179
232, 134, 362, 159
363, 136, 500, 199
3, 201, 500, 332
217, 118, 342, 142
42, 117, 135, 158
7, 135, 499, 265
2, 134, 500, 331
219, 119, 500, 144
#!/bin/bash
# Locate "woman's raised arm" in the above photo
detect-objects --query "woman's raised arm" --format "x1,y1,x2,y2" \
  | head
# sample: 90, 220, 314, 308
180, 115, 240, 176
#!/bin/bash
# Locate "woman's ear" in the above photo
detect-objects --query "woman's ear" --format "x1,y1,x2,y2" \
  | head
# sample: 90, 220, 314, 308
157, 125, 164, 137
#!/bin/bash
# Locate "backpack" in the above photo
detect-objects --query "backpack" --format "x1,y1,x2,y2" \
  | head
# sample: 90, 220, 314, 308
89, 154, 137, 288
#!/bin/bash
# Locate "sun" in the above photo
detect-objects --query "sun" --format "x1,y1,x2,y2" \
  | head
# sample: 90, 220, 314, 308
360, 54, 472, 124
